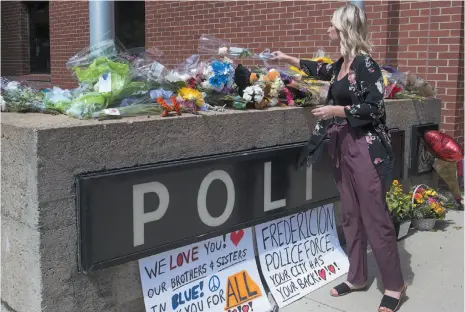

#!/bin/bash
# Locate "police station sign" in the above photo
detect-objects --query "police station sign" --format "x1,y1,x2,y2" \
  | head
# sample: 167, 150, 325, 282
76, 142, 338, 272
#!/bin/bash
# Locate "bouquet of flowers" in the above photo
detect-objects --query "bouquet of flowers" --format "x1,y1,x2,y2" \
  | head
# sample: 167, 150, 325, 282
199, 34, 254, 59
410, 184, 447, 220
201, 59, 235, 92
0, 78, 46, 113
254, 69, 284, 108
242, 85, 264, 108
43, 86, 73, 113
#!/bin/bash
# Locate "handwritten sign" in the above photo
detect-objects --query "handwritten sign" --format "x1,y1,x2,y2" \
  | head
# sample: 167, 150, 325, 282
255, 204, 349, 307
138, 228, 271, 312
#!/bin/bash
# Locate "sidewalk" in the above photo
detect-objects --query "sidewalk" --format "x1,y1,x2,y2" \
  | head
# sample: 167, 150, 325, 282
282, 211, 464, 312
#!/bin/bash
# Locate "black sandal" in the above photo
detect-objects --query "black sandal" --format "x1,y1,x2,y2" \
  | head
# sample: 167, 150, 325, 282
330, 282, 366, 297
378, 284, 407, 312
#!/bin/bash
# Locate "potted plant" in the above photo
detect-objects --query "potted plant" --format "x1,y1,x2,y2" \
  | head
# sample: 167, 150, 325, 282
410, 184, 448, 231
386, 180, 412, 240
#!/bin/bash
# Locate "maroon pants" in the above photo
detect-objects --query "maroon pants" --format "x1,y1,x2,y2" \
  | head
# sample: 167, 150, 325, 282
328, 122, 404, 290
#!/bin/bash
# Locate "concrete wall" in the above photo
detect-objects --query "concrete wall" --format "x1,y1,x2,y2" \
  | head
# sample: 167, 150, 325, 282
1, 99, 441, 312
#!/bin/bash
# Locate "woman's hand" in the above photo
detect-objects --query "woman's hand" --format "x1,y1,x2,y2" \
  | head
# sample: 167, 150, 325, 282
270, 51, 289, 61
270, 51, 300, 67
312, 106, 346, 119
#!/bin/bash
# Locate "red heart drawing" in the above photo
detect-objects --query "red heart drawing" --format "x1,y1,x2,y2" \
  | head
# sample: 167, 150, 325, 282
328, 265, 336, 274
318, 269, 326, 280
242, 306, 249, 312
230, 230, 244, 246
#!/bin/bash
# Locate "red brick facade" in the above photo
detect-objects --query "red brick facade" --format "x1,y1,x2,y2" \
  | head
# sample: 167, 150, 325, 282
1, 0, 464, 144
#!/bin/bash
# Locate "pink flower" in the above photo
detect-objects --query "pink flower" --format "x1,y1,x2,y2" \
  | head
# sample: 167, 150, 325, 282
366, 136, 373, 144
374, 158, 383, 164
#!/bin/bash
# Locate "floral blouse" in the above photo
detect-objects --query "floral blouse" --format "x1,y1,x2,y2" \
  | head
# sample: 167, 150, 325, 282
298, 54, 394, 176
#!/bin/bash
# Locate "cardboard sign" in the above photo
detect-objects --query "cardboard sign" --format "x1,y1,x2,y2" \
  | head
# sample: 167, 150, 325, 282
138, 228, 271, 312
255, 204, 349, 307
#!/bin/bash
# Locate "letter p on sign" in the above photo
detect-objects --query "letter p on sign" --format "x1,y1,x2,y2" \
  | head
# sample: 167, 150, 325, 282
133, 182, 170, 247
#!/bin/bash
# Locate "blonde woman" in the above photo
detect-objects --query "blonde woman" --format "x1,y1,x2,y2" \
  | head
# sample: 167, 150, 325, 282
272, 3, 407, 312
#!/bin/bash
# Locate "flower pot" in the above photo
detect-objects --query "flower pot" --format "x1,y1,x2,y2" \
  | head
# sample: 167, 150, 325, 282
412, 218, 437, 231
394, 220, 412, 240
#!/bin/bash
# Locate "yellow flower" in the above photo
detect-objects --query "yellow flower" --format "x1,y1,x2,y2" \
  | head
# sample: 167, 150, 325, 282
178, 87, 204, 107
392, 180, 399, 186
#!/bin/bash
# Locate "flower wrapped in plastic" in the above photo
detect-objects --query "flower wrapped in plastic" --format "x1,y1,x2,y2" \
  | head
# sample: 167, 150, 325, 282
91, 104, 164, 120
65, 92, 107, 119
199, 34, 254, 59
403, 72, 436, 98
381, 67, 403, 99
43, 86, 73, 113
0, 78, 46, 113
66, 37, 127, 70
278, 72, 330, 107
287, 48, 334, 79
201, 58, 235, 92
128, 47, 168, 83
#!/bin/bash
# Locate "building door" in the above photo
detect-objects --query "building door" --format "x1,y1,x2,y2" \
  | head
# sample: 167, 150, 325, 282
26, 1, 50, 74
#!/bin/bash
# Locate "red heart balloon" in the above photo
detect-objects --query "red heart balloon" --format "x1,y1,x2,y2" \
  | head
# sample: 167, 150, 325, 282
423, 130, 464, 162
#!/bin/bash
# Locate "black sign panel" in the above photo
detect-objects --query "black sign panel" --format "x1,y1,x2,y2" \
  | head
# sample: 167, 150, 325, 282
77, 142, 338, 273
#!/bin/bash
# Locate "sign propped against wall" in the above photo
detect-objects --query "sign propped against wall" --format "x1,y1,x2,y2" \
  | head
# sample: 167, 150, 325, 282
138, 228, 271, 312
255, 204, 349, 307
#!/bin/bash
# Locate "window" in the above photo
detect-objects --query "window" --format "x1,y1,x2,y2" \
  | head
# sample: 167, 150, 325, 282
26, 1, 50, 74
115, 1, 145, 50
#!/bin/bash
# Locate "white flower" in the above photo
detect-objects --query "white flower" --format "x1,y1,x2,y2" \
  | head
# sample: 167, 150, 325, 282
244, 86, 254, 96
270, 98, 279, 106
203, 65, 213, 78
5, 81, 20, 91
165, 71, 189, 82
218, 47, 228, 55
201, 80, 212, 89
243, 93, 252, 102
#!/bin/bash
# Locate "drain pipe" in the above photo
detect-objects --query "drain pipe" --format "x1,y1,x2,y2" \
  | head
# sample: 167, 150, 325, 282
89, 0, 115, 46
350, 0, 365, 11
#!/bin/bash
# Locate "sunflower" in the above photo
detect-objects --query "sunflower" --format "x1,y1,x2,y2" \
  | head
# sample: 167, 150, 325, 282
178, 87, 204, 107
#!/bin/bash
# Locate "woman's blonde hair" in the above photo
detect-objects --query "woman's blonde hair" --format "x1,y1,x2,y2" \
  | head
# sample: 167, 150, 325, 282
331, 3, 372, 57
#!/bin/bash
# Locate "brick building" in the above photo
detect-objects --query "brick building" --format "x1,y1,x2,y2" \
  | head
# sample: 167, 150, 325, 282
1, 0, 463, 144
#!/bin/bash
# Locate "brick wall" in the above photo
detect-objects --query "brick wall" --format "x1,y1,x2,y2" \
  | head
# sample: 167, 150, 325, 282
49, 1, 90, 88
1, 1, 30, 76
146, 0, 464, 144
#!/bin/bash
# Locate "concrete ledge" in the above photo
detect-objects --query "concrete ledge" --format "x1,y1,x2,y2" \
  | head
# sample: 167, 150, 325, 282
1, 99, 441, 312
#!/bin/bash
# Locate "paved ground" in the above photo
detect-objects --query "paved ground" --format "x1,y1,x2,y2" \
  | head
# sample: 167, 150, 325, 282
280, 210, 464, 312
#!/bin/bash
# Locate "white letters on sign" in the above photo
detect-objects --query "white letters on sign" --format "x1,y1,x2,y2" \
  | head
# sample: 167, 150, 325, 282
132, 163, 314, 247
264, 162, 286, 212
197, 170, 235, 227
133, 182, 170, 247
